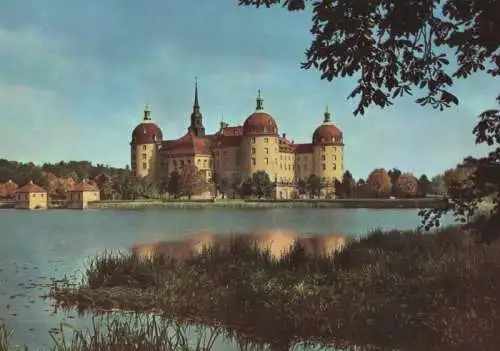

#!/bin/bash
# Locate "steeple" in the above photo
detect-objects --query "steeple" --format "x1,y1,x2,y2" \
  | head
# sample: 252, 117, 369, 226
256, 89, 264, 111
323, 105, 331, 123
193, 77, 200, 112
189, 77, 205, 137
143, 102, 151, 121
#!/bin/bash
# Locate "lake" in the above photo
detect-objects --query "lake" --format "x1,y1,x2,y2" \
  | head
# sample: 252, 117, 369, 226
0, 208, 454, 350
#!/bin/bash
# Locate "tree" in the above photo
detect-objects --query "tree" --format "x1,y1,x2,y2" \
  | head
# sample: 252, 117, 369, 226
394, 172, 419, 198
429, 175, 447, 196
251, 171, 273, 199
167, 170, 182, 199
180, 165, 205, 200
388, 168, 402, 195
366, 168, 392, 198
307, 174, 321, 198
137, 179, 161, 199
239, 0, 500, 234
334, 179, 343, 198
296, 179, 307, 197
95, 173, 116, 200
417, 174, 431, 197
239, 0, 498, 115
341, 170, 356, 198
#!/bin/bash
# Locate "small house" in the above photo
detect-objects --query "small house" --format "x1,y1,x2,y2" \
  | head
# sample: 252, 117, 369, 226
15, 181, 48, 210
67, 180, 100, 209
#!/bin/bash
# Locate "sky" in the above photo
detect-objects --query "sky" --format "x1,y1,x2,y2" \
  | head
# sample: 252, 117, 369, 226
0, 0, 497, 180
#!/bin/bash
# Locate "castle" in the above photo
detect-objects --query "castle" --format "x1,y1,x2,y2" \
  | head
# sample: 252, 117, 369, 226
130, 81, 345, 199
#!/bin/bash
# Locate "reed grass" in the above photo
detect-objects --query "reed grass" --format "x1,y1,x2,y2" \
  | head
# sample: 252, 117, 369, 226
48, 225, 500, 351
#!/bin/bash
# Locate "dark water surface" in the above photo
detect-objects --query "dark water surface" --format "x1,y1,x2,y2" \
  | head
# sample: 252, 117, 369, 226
0, 208, 454, 350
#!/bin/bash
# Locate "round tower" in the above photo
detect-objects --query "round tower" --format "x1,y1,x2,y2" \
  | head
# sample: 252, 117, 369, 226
312, 107, 344, 187
241, 90, 279, 181
130, 104, 163, 180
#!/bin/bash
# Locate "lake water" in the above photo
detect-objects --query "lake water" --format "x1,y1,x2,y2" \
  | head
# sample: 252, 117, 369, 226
0, 208, 455, 350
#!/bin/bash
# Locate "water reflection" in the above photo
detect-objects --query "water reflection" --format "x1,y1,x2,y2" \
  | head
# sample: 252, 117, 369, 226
131, 229, 350, 262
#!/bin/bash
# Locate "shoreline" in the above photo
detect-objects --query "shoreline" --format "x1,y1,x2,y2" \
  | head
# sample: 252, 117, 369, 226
87, 198, 447, 210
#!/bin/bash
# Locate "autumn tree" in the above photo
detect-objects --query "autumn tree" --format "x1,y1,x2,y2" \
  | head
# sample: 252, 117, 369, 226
180, 164, 206, 200
1, 180, 18, 199
394, 172, 419, 198
430, 175, 447, 196
238, 0, 500, 232
366, 168, 392, 198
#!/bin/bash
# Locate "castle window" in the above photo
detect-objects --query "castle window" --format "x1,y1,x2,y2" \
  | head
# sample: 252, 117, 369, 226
142, 145, 147, 151
252, 148, 256, 155
188, 159, 192, 164
332, 155, 337, 161
142, 162, 147, 170
203, 159, 208, 167
264, 137, 269, 143
275, 158, 278, 164
252, 137, 256, 144
264, 148, 269, 154
142, 153, 147, 160
333, 164, 337, 170
265, 158, 269, 165
322, 164, 326, 170
322, 145, 326, 151
322, 155, 326, 161
251, 158, 256, 166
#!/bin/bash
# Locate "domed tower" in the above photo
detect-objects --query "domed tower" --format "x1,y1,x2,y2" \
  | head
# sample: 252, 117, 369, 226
312, 106, 344, 185
241, 90, 279, 180
130, 104, 163, 180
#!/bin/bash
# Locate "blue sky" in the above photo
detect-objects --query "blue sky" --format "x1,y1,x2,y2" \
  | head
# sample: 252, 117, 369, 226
0, 0, 497, 180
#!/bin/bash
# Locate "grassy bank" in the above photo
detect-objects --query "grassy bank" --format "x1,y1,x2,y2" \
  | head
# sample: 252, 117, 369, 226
88, 197, 446, 210
48, 225, 500, 351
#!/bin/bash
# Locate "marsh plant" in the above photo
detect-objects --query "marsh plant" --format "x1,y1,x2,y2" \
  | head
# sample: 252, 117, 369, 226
49, 226, 500, 351
1, 314, 221, 351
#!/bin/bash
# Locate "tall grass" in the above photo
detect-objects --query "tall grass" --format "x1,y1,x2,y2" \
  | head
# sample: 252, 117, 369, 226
1, 315, 220, 351
48, 225, 500, 351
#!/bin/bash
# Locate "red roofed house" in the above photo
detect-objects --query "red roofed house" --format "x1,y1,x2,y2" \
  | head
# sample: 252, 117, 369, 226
15, 181, 48, 210
67, 180, 100, 209
130, 81, 345, 199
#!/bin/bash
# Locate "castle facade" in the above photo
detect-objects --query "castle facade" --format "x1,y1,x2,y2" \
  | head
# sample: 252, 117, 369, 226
130, 82, 345, 199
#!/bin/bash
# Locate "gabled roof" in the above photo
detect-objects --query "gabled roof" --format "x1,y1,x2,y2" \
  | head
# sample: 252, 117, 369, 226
294, 143, 314, 154
68, 180, 99, 192
160, 131, 211, 156
213, 135, 242, 148
16, 181, 46, 193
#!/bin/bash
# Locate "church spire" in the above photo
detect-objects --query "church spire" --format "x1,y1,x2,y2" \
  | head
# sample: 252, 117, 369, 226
323, 105, 331, 123
193, 76, 200, 112
189, 77, 205, 137
256, 89, 264, 111
143, 102, 151, 121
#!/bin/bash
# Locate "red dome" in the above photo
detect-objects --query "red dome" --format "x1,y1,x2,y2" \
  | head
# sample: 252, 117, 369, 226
312, 123, 343, 145
243, 112, 278, 136
131, 122, 163, 145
